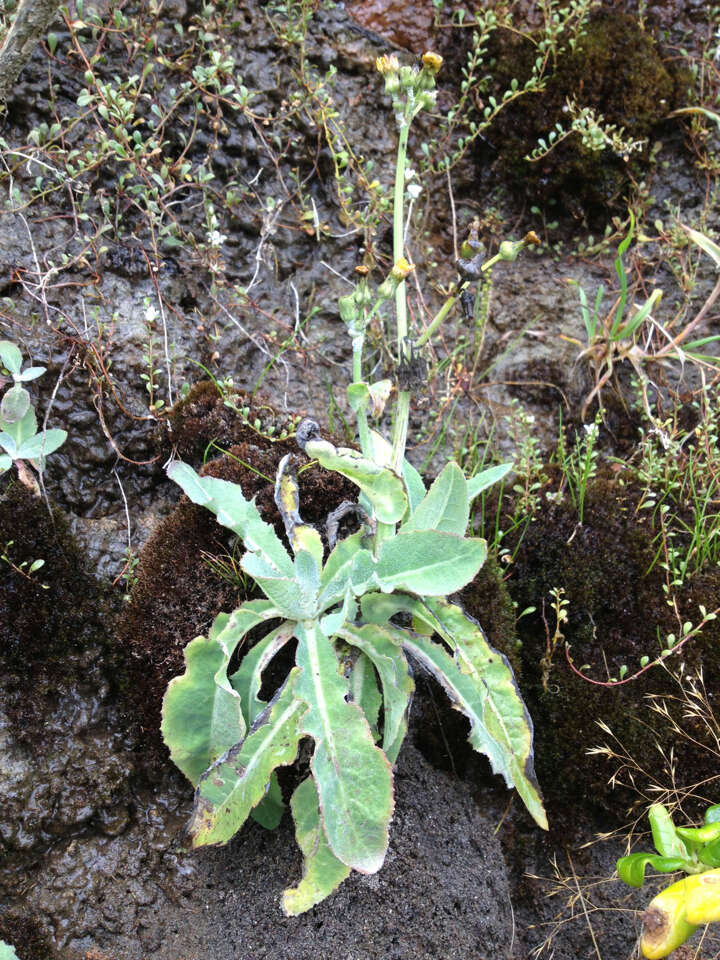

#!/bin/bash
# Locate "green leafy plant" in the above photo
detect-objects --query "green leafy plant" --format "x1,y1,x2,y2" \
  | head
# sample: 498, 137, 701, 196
0, 941, 19, 960
569, 214, 720, 422
0, 340, 66, 493
618, 802, 720, 958
161, 51, 547, 917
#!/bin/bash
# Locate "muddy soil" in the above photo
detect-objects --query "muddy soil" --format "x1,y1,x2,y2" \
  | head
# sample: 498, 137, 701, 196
1, 0, 720, 957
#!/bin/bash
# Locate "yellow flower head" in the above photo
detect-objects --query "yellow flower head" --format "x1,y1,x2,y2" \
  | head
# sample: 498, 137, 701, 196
421, 52, 443, 75
391, 257, 415, 282
376, 54, 400, 76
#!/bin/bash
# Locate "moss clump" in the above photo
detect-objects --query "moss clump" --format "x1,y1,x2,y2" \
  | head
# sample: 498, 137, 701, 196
502, 471, 720, 818
120, 390, 356, 755
0, 912, 56, 960
475, 11, 684, 220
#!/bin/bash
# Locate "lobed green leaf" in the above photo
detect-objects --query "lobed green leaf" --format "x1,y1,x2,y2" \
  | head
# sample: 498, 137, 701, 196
189, 673, 304, 846
294, 621, 394, 873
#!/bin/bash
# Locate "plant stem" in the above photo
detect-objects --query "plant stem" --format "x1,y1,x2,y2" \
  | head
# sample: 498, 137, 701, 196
352, 332, 371, 456
390, 119, 411, 474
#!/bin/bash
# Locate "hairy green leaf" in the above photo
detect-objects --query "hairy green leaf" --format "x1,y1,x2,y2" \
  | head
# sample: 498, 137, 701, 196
189, 673, 304, 846
162, 633, 246, 786
318, 531, 366, 609
402, 458, 426, 515
304, 437, 407, 524
230, 622, 295, 727
401, 603, 546, 830
282, 777, 351, 916
0, 454, 11, 473
167, 460, 293, 576
0, 341, 22, 375
466, 462, 512, 501
348, 651, 383, 741
251, 772, 285, 830
1, 384, 30, 424
401, 461, 468, 535
294, 621, 394, 873
240, 551, 307, 620
375, 530, 487, 595
340, 623, 414, 763
422, 597, 546, 828
17, 428, 67, 461
1, 405, 36, 450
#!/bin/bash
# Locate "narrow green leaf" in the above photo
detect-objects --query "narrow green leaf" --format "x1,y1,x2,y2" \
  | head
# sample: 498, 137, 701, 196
189, 673, 304, 846
340, 623, 414, 763
304, 437, 408, 525
349, 651, 383, 741
318, 531, 366, 610
401, 461, 469, 535
375, 530, 487, 595
17, 428, 67, 460
402, 598, 547, 830
294, 621, 394, 873
466, 462, 513, 501
402, 458, 426, 514
683, 224, 720, 269
282, 777, 351, 916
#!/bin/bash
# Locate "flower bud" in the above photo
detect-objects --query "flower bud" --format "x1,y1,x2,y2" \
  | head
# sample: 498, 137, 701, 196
399, 65, 417, 90
339, 295, 359, 325
422, 52, 443, 74
417, 90, 437, 111
390, 257, 415, 282
375, 54, 400, 76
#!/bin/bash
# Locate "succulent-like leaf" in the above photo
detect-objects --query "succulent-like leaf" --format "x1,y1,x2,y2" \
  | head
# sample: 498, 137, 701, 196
303, 437, 407, 524
189, 673, 304, 846
699, 837, 720, 868
1, 384, 30, 424
275, 454, 324, 566
0, 341, 22, 375
293, 621, 394, 873
684, 868, 720, 923
401, 461, 468, 535
162, 633, 246, 786
401, 611, 547, 830
375, 530, 487, 596
616, 853, 690, 888
339, 623, 414, 763
17, 427, 67, 461
282, 777, 351, 916
167, 460, 293, 576
466, 462, 513, 501
649, 804, 689, 859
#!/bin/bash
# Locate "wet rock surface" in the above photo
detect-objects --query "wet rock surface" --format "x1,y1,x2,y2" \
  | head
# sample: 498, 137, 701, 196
1, 0, 719, 956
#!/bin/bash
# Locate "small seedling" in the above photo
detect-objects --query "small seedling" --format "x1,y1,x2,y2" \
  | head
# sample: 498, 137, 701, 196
0, 340, 66, 493
618, 802, 720, 957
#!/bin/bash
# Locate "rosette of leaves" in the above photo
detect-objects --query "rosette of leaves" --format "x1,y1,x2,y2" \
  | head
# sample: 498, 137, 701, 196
0, 341, 66, 477
618, 803, 720, 958
162, 423, 547, 915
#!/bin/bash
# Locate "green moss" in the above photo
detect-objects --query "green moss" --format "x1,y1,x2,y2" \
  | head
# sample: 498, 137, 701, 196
502, 472, 720, 818
477, 11, 687, 219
